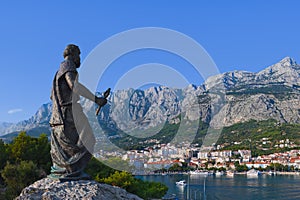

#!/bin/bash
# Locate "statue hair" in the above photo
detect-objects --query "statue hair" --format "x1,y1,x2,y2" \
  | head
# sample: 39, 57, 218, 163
63, 44, 80, 58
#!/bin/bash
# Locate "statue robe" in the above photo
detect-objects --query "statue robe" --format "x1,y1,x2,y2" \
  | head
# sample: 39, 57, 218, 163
49, 59, 95, 179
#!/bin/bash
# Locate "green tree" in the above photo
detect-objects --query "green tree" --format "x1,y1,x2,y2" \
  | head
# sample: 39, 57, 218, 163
234, 162, 248, 172
9, 132, 34, 162
0, 139, 8, 170
1, 161, 40, 199
100, 171, 135, 190
85, 157, 116, 179
1, 132, 168, 200
0, 139, 8, 188
99, 171, 168, 199
8, 132, 51, 173
0, 132, 51, 199
105, 157, 133, 172
169, 163, 183, 172
35, 134, 51, 173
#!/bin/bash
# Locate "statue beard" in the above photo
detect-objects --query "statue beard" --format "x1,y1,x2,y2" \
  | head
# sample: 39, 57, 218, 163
74, 57, 81, 68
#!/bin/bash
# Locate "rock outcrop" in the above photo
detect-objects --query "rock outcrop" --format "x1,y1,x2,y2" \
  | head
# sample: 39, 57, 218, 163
16, 178, 142, 200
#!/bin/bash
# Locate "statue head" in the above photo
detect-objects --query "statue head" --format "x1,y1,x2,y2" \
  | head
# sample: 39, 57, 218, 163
63, 44, 81, 68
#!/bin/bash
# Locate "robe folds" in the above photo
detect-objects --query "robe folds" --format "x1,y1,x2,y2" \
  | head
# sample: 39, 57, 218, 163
49, 60, 95, 179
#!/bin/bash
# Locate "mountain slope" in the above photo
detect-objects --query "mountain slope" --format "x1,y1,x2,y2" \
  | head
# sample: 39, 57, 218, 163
0, 104, 51, 137
0, 122, 14, 136
1, 57, 300, 140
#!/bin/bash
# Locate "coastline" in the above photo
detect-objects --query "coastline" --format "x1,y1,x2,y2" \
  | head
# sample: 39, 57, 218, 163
139, 171, 300, 176
265, 171, 300, 175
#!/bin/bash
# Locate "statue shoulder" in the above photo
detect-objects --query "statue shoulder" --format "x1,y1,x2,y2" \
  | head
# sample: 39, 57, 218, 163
57, 60, 78, 78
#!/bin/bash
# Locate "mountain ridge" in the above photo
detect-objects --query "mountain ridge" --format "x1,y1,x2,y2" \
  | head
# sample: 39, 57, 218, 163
1, 57, 300, 139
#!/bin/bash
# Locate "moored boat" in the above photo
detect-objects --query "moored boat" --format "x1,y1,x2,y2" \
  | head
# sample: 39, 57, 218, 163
268, 171, 277, 176
189, 170, 212, 176
247, 169, 261, 177
215, 171, 224, 176
226, 170, 235, 177
175, 180, 186, 186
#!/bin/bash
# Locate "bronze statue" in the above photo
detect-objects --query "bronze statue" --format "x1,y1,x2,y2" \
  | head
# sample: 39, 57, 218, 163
49, 44, 107, 180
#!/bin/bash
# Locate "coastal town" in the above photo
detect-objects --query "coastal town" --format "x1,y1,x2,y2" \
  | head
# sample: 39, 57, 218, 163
94, 139, 300, 175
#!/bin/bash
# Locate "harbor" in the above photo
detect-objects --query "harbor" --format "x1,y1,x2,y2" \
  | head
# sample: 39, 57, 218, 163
136, 173, 300, 200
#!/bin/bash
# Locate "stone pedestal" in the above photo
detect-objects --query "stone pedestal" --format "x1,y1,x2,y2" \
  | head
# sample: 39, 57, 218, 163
16, 178, 143, 200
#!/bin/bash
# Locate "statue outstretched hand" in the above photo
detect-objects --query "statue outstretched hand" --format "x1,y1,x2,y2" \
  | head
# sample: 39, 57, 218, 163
95, 97, 107, 107
95, 88, 110, 115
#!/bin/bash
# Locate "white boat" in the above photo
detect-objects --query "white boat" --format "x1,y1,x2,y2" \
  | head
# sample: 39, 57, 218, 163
226, 170, 235, 177
215, 171, 224, 176
247, 169, 261, 177
175, 180, 186, 186
268, 171, 277, 176
189, 170, 211, 176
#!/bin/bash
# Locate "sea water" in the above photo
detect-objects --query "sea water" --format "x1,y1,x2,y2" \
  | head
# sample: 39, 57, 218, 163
136, 174, 300, 200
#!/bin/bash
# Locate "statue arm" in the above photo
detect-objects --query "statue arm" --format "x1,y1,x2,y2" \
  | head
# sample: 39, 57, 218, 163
65, 72, 95, 102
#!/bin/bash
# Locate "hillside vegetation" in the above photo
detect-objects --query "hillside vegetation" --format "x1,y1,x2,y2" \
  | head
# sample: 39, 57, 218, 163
0, 132, 167, 200
108, 119, 300, 157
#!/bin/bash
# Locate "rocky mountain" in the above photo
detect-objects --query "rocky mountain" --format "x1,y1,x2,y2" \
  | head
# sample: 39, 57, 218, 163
0, 104, 52, 137
0, 122, 13, 135
1, 57, 300, 139
205, 57, 299, 90
204, 57, 300, 127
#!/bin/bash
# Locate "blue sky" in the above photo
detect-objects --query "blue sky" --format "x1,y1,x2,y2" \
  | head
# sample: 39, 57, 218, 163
0, 1, 299, 123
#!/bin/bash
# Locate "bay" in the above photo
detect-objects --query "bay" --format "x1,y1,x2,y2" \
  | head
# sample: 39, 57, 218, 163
136, 174, 300, 200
